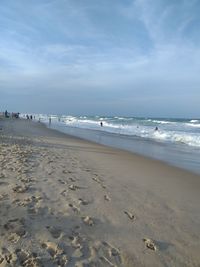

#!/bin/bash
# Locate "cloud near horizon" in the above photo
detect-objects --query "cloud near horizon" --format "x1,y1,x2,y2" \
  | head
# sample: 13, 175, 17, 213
0, 0, 200, 117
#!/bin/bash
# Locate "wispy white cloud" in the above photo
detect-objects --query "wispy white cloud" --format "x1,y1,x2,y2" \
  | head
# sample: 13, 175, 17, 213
0, 0, 200, 116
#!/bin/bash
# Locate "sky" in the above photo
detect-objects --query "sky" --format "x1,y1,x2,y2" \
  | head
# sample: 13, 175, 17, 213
0, 0, 200, 117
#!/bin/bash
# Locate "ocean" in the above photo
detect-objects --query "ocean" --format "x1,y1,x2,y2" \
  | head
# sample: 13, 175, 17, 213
22, 114, 200, 175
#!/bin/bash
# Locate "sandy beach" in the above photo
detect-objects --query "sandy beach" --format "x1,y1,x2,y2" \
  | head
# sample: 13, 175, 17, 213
0, 118, 200, 267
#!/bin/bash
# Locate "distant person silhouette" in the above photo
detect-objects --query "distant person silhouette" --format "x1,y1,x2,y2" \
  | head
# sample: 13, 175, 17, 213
5, 110, 8, 118
100, 122, 103, 127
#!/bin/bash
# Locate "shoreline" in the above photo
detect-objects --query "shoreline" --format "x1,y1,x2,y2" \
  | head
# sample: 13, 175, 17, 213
0, 118, 200, 266
19, 118, 200, 176
47, 122, 200, 176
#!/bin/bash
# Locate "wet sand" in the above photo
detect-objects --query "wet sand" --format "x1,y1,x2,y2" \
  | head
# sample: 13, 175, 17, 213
0, 118, 200, 266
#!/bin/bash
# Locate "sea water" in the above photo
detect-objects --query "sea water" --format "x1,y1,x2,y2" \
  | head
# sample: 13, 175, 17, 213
22, 114, 200, 175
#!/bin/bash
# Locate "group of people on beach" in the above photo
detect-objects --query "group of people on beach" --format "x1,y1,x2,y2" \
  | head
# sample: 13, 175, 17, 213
2, 111, 159, 132
26, 114, 34, 120
3, 110, 20, 119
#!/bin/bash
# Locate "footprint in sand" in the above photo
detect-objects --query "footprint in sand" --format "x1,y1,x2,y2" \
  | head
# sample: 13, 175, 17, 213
124, 211, 135, 221
41, 242, 68, 265
4, 218, 26, 239
46, 226, 62, 239
92, 176, 101, 184
13, 198, 23, 206
94, 241, 122, 266
82, 216, 94, 226
92, 176, 106, 189
143, 238, 157, 251
7, 233, 21, 243
20, 176, 35, 184
12, 184, 29, 193
41, 242, 63, 258
78, 198, 89, 205
0, 247, 13, 264
101, 184, 106, 189
60, 190, 67, 196
0, 193, 8, 201
15, 248, 42, 267
104, 195, 111, 201
69, 177, 76, 182
69, 184, 79, 191
13, 195, 42, 207
69, 203, 80, 214
31, 195, 43, 202
69, 235, 82, 249
58, 179, 67, 185
0, 255, 4, 264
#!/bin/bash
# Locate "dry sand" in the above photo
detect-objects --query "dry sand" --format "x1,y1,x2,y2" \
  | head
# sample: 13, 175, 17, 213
0, 118, 200, 267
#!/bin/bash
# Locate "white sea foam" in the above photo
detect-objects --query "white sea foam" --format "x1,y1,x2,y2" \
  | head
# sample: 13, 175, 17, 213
20, 114, 200, 148
190, 119, 199, 123
150, 119, 174, 124
152, 130, 200, 147
186, 123, 200, 128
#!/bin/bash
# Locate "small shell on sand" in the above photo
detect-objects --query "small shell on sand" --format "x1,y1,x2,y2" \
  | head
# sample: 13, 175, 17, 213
143, 238, 157, 251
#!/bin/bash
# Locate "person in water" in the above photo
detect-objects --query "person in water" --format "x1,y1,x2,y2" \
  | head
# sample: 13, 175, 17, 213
155, 126, 158, 131
100, 122, 103, 127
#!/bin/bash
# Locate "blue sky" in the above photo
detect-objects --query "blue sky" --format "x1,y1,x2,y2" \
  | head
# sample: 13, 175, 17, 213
0, 0, 200, 117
